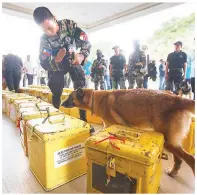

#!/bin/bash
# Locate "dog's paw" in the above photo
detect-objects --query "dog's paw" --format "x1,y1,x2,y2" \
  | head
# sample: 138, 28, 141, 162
165, 167, 179, 177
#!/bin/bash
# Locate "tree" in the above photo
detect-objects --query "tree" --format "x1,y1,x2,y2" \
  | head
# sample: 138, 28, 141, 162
146, 13, 195, 61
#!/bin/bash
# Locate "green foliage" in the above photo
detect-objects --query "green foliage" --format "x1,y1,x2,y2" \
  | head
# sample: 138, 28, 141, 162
146, 13, 195, 61
88, 13, 195, 63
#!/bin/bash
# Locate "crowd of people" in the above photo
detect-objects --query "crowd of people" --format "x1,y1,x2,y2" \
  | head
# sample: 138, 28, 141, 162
82, 40, 195, 101
2, 54, 47, 92
2, 6, 195, 123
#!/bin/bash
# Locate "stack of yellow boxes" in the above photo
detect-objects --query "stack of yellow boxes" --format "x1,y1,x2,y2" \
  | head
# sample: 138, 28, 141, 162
86, 125, 164, 193
13, 100, 51, 123
10, 98, 38, 123
26, 114, 91, 191
33, 88, 44, 99
27, 88, 40, 97
19, 87, 103, 125
4, 93, 34, 116
40, 89, 52, 103
28, 85, 40, 88
19, 87, 29, 94
18, 104, 61, 156
63, 88, 74, 93
2, 88, 195, 193
2, 90, 14, 113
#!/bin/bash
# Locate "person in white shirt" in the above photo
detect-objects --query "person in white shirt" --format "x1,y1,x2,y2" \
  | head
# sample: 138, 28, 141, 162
24, 55, 34, 85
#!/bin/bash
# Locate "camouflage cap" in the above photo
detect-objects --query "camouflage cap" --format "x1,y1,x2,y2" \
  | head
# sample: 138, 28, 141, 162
141, 45, 148, 50
96, 49, 103, 54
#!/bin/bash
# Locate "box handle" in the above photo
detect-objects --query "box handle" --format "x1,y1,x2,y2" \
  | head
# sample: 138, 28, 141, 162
41, 108, 65, 124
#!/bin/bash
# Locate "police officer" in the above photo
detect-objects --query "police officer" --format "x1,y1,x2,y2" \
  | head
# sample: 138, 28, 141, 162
165, 41, 187, 95
3, 54, 23, 93
33, 7, 91, 122
91, 49, 106, 90
110, 46, 126, 89
128, 40, 146, 89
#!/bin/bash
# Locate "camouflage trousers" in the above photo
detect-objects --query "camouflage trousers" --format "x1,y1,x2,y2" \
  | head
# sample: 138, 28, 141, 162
128, 73, 144, 89
94, 74, 105, 90
111, 76, 126, 89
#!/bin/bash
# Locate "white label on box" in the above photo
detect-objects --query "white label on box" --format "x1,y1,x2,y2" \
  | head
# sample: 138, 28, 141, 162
54, 143, 85, 168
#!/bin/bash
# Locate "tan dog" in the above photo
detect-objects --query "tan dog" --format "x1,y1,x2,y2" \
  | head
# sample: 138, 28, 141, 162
62, 88, 195, 177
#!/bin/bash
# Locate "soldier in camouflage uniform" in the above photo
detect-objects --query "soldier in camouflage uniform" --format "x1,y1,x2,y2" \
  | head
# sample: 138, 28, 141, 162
33, 7, 91, 122
91, 49, 106, 90
128, 40, 147, 89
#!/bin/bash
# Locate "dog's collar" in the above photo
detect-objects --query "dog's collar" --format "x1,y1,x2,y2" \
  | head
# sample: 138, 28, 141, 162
90, 91, 95, 116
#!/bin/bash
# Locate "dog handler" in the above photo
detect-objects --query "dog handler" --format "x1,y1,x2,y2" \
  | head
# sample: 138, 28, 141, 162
165, 41, 187, 95
33, 7, 91, 122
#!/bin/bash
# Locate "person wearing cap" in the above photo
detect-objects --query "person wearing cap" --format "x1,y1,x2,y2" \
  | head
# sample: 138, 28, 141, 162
91, 49, 107, 90
33, 7, 91, 122
110, 46, 126, 89
165, 41, 187, 94
128, 40, 147, 89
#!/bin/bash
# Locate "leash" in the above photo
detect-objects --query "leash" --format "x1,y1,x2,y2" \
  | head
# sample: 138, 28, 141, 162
94, 132, 126, 150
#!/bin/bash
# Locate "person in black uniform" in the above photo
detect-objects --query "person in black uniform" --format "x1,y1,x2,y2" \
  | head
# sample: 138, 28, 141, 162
110, 46, 126, 89
33, 7, 91, 122
165, 41, 187, 95
3, 54, 23, 92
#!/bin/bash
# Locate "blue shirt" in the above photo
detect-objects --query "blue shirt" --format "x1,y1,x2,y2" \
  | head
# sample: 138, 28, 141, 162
159, 64, 165, 77
186, 55, 192, 79
83, 61, 92, 76
190, 50, 195, 78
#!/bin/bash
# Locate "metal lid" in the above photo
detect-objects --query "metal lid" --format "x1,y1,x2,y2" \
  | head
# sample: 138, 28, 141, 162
86, 125, 164, 166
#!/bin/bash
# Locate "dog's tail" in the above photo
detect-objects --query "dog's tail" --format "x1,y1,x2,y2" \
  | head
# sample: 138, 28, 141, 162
179, 99, 195, 115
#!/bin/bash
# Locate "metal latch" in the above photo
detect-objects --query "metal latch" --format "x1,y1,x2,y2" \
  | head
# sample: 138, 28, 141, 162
106, 156, 116, 177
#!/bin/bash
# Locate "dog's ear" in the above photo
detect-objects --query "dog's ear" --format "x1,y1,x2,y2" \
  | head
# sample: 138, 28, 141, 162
76, 88, 85, 100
